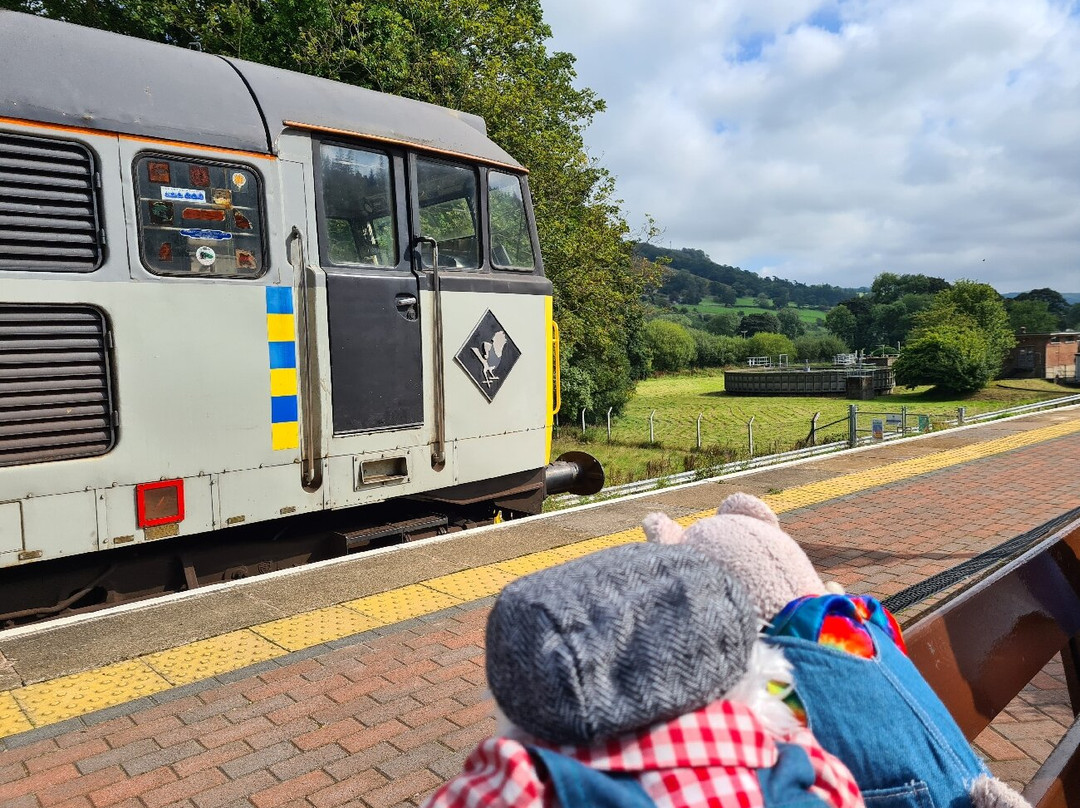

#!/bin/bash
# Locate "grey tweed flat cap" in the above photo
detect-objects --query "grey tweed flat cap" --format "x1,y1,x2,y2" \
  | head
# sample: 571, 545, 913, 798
485, 542, 756, 746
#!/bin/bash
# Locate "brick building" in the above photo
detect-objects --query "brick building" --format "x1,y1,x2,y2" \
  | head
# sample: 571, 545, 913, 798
1005, 330, 1079, 381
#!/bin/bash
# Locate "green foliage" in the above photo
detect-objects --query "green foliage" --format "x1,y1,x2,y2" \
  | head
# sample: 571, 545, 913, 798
893, 321, 995, 394
1013, 288, 1068, 317
776, 308, 806, 340
741, 312, 781, 336
644, 320, 697, 372
705, 310, 742, 336
633, 243, 858, 308
754, 293, 773, 309
713, 284, 738, 306
824, 304, 857, 345
1007, 299, 1060, 334
870, 272, 950, 304
794, 334, 848, 362
746, 332, 796, 359
1066, 303, 1080, 330
895, 281, 1015, 394
717, 336, 750, 365
920, 280, 1015, 371
15, 0, 655, 418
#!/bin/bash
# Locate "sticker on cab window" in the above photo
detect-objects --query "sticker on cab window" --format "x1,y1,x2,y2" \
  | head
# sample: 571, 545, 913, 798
161, 187, 206, 203
211, 188, 232, 206
195, 246, 216, 266
158, 242, 173, 261
148, 161, 171, 184
182, 208, 226, 222
231, 172, 247, 190
149, 201, 173, 225
189, 165, 211, 187
233, 211, 252, 230
180, 228, 233, 241
236, 250, 257, 270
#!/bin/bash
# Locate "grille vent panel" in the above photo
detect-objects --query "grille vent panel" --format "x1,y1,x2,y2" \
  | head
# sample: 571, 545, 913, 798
0, 133, 103, 272
0, 306, 116, 466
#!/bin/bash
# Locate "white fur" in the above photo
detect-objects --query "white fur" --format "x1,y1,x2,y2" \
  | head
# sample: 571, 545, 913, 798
969, 775, 1032, 808
723, 639, 801, 737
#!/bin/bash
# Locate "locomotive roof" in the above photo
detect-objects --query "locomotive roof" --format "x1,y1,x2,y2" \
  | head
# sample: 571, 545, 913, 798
0, 11, 522, 170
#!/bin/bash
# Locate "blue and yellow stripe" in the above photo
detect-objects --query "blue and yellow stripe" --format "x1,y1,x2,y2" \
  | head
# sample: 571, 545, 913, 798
266, 287, 299, 451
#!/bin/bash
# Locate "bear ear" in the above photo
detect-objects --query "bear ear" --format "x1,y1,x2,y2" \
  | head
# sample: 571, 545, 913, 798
642, 512, 685, 545
717, 492, 780, 527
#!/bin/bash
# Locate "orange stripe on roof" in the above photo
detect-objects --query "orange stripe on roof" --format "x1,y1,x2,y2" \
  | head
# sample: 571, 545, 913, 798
0, 116, 276, 161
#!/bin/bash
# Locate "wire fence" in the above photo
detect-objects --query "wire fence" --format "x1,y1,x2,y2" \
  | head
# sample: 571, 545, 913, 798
554, 394, 1080, 460
550, 392, 1080, 505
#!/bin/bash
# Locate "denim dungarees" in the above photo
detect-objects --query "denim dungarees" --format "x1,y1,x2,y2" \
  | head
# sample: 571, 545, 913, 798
767, 619, 988, 808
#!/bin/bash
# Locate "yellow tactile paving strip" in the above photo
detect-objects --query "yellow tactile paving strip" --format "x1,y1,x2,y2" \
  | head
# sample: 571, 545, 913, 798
1, 417, 1078, 739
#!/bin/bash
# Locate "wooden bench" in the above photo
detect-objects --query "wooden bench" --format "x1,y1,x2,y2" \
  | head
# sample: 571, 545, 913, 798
905, 517, 1080, 808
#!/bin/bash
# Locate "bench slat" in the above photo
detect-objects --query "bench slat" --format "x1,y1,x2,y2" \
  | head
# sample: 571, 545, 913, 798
905, 520, 1080, 739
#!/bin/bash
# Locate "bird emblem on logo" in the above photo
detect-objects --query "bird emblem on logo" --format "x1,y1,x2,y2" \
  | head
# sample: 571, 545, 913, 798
471, 331, 508, 387
455, 311, 521, 402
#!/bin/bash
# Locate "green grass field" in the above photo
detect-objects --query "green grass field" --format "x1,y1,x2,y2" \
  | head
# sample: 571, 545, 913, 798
684, 298, 828, 326
552, 371, 1069, 486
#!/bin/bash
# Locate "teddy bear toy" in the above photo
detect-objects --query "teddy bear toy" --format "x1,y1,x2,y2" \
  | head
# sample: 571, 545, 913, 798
644, 492, 1029, 808
423, 542, 865, 808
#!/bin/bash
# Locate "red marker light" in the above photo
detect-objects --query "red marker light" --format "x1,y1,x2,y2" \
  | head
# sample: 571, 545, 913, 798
136, 479, 185, 528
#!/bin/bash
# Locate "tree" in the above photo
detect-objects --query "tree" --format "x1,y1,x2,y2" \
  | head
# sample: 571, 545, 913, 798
754, 293, 773, 309
712, 283, 738, 306
824, 305, 857, 346
870, 273, 950, 304
794, 334, 848, 363
1067, 303, 1080, 330
921, 280, 1015, 373
776, 308, 806, 340
741, 312, 781, 337
1013, 288, 1068, 318
644, 320, 696, 372
1007, 300, 1060, 334
893, 321, 996, 394
895, 280, 1016, 393
705, 311, 741, 337
746, 333, 796, 360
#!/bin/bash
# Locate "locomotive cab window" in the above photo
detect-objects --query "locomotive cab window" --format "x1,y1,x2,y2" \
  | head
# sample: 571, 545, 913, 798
487, 170, 535, 270
134, 155, 265, 277
318, 144, 397, 267
416, 157, 478, 270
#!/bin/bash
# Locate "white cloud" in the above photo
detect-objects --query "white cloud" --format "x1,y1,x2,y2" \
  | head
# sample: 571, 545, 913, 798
540, 0, 1080, 292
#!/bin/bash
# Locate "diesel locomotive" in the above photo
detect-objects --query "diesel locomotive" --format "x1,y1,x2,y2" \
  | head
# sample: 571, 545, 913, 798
0, 11, 601, 612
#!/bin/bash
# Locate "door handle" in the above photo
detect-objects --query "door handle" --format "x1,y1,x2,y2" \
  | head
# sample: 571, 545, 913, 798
395, 293, 418, 322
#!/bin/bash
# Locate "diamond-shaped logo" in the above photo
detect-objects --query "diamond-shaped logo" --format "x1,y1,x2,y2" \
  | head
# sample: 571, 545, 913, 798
455, 310, 521, 402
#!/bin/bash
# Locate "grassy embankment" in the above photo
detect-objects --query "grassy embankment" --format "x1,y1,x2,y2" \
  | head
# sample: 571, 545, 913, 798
551, 370, 1068, 486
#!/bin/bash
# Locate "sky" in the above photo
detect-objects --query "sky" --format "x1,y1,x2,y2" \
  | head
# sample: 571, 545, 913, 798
539, 0, 1080, 293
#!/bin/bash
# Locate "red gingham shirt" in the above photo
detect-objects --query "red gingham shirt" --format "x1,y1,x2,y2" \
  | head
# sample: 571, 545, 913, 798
423, 700, 864, 808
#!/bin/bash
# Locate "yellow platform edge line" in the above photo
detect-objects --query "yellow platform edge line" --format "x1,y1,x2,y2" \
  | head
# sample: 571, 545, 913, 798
1, 417, 1076, 739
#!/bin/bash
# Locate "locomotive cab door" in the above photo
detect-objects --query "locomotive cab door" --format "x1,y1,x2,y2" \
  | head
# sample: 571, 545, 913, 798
314, 141, 424, 435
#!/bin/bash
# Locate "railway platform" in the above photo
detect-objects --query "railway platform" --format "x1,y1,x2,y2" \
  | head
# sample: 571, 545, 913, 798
1, 406, 1079, 808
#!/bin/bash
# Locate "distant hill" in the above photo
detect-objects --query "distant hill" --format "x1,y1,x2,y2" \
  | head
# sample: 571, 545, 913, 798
634, 243, 862, 308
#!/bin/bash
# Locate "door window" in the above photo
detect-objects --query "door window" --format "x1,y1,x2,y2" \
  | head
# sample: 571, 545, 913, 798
416, 158, 478, 269
317, 144, 397, 267
487, 171, 535, 270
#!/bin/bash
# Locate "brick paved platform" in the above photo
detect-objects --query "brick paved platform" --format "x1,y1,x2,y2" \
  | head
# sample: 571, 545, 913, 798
1, 408, 1078, 807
